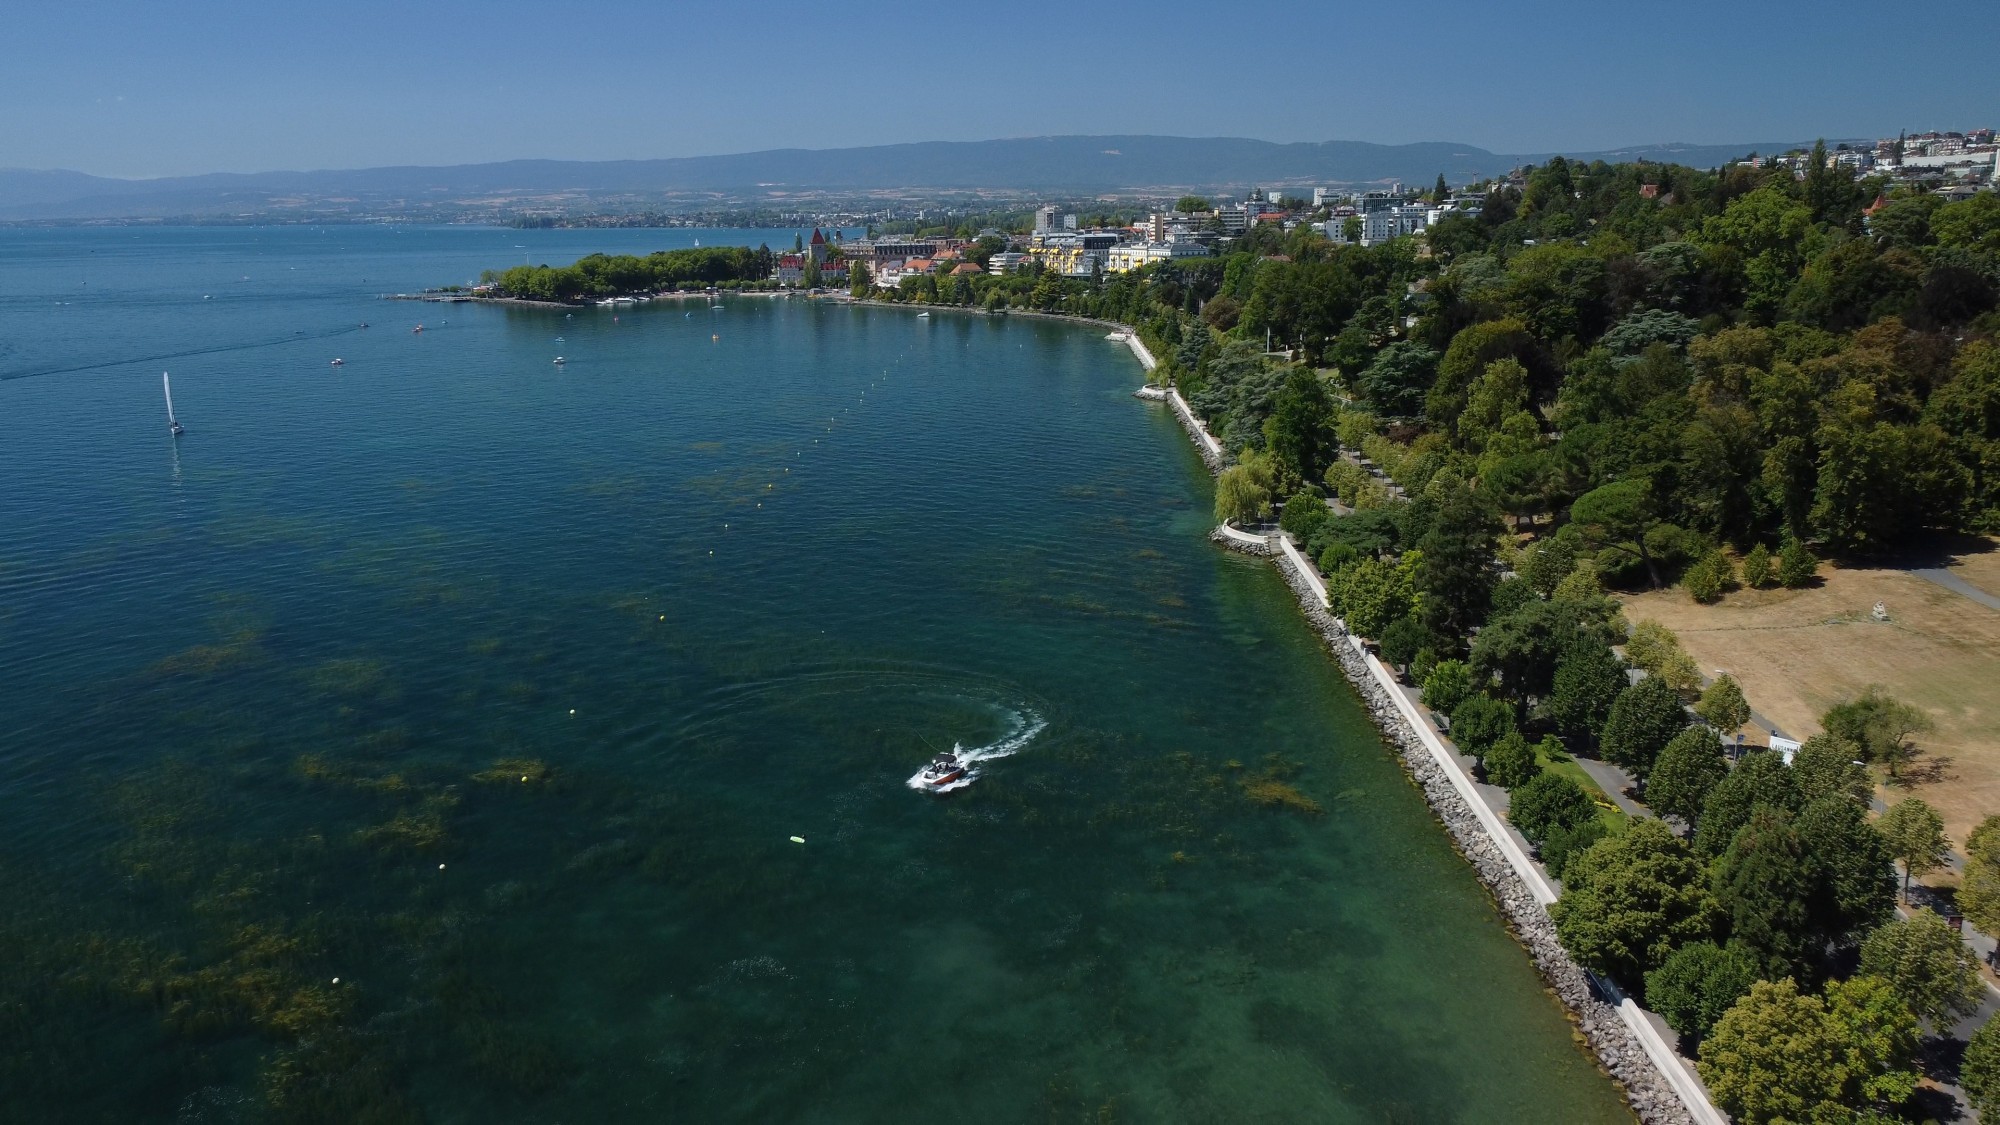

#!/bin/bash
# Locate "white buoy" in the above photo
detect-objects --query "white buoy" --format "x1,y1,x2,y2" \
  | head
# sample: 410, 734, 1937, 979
790, 836, 806, 844
521, 776, 529, 782
437, 863, 445, 870
332, 977, 340, 984
569, 709, 576, 715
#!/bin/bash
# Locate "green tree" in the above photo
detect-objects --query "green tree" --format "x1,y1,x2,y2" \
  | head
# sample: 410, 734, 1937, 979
1544, 637, 1626, 746
1600, 676, 1690, 778
1858, 908, 1984, 1029
1355, 341, 1438, 416
1822, 687, 1933, 780
1698, 979, 1848, 1125
1378, 614, 1427, 673
1694, 673, 1752, 734
1791, 734, 1872, 805
1509, 770, 1597, 845
1448, 692, 1516, 767
1484, 729, 1540, 789
1174, 195, 1211, 214
1329, 555, 1415, 638
1421, 659, 1473, 714
1695, 750, 1801, 857
1521, 536, 1578, 597
1278, 489, 1329, 540
1823, 973, 1922, 1109
1471, 598, 1612, 709
1622, 619, 1683, 677
1214, 459, 1275, 524
1876, 797, 1949, 903
1959, 815, 2000, 947
1645, 726, 1728, 824
1415, 479, 1500, 646
1570, 479, 1668, 587
1551, 819, 1715, 981
1644, 940, 1762, 1040
1741, 543, 1776, 588
1264, 368, 1337, 485
1711, 806, 1817, 976
1963, 1015, 2000, 1120
1542, 819, 1609, 881
1794, 795, 1897, 950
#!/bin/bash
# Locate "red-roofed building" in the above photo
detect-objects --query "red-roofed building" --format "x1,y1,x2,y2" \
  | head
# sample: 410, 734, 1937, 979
950, 262, 982, 275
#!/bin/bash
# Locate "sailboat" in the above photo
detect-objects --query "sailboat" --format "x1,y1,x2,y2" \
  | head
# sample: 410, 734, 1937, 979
163, 372, 185, 437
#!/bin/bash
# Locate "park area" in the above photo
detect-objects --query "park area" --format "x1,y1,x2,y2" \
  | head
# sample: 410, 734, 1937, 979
1618, 541, 2000, 848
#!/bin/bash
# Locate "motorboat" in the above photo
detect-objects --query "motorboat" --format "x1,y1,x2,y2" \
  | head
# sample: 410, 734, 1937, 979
330, 358, 344, 366
918, 750, 967, 789
553, 356, 566, 366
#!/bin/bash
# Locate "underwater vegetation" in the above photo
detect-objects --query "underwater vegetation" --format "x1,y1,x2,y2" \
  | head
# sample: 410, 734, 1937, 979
1237, 753, 1325, 817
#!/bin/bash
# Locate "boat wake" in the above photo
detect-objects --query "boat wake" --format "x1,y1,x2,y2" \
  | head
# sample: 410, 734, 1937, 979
906, 710, 1047, 794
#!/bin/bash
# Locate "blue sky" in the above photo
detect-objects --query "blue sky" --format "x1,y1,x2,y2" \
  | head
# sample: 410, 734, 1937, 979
6, 0, 1995, 178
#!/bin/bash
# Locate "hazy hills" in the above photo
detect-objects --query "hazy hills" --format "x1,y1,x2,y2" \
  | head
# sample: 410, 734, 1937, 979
0, 134, 1828, 221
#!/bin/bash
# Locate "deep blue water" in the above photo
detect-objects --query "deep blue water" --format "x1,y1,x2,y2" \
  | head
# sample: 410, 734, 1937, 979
0, 226, 1628, 1123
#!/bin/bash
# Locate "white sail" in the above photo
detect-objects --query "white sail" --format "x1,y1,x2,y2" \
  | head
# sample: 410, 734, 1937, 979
163, 371, 183, 435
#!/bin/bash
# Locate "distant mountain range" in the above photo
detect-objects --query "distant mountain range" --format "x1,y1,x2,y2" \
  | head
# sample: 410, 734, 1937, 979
0, 135, 1840, 221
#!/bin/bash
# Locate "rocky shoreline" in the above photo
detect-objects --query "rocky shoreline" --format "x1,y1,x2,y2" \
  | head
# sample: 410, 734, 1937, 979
1208, 521, 1696, 1123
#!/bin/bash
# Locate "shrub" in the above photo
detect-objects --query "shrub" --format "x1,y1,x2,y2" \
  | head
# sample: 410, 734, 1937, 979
1317, 541, 1360, 573
1421, 659, 1473, 714
1485, 730, 1541, 789
1777, 538, 1819, 588
1684, 552, 1726, 603
1741, 543, 1776, 588
1408, 646, 1439, 687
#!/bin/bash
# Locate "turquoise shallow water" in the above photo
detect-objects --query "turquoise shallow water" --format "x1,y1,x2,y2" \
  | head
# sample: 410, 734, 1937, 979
0, 227, 1628, 1123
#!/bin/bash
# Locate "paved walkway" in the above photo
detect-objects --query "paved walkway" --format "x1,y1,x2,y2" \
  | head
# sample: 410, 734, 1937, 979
1912, 567, 2000, 611
1575, 758, 1649, 818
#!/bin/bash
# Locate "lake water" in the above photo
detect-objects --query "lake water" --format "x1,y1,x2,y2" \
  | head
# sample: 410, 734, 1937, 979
0, 227, 1629, 1123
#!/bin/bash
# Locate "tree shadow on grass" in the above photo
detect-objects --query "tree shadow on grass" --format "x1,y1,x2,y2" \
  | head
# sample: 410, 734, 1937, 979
1888, 754, 1957, 789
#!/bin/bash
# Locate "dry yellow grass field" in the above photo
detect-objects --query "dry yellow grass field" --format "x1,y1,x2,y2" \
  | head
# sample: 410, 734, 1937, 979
1619, 546, 2000, 844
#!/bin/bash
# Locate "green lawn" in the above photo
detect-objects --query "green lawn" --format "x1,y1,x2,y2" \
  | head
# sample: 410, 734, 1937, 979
1539, 750, 1631, 836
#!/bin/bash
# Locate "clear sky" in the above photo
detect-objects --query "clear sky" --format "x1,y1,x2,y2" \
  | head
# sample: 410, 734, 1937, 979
7, 0, 1995, 179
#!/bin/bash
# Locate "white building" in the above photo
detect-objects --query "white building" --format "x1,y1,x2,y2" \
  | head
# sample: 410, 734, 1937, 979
987, 251, 1030, 274
1105, 240, 1212, 273
1312, 187, 1341, 207
1034, 205, 1060, 232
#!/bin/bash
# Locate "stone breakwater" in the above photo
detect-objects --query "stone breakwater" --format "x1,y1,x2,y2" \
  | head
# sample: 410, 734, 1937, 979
1207, 526, 1696, 1124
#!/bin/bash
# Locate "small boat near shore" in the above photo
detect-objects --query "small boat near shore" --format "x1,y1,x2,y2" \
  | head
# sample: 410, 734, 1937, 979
553, 356, 566, 366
